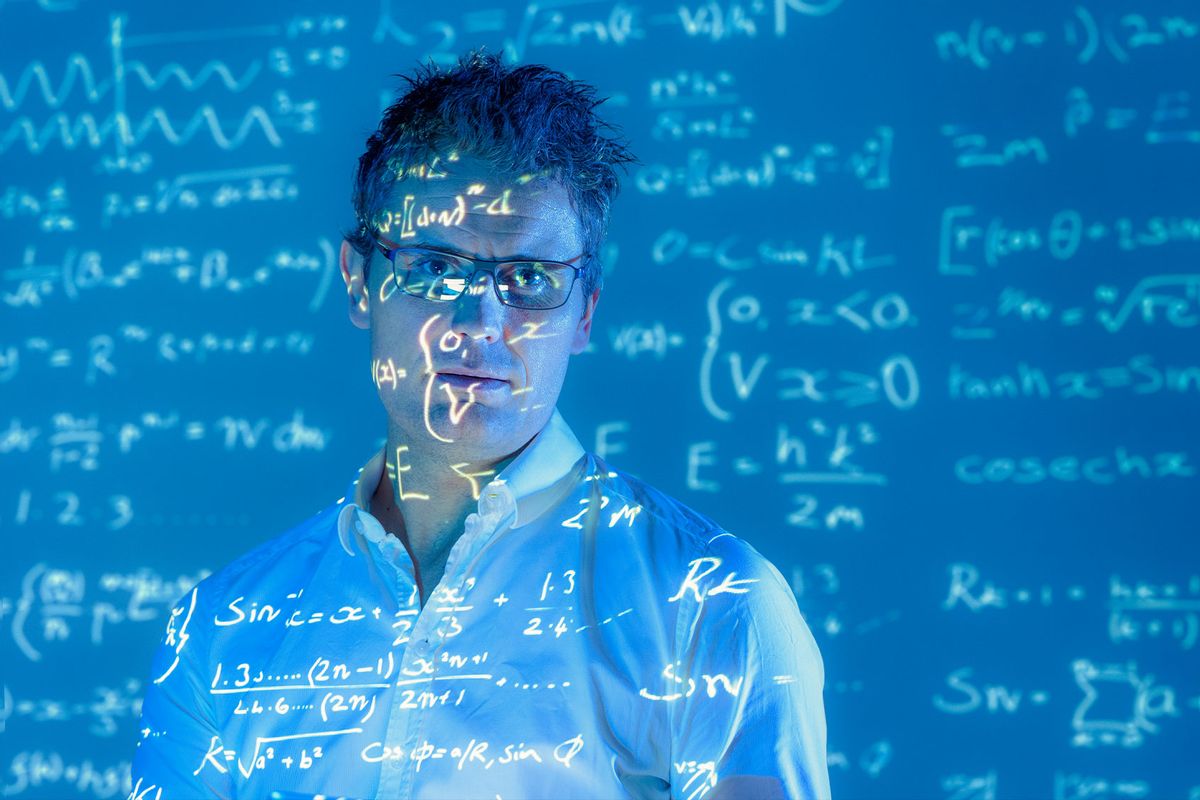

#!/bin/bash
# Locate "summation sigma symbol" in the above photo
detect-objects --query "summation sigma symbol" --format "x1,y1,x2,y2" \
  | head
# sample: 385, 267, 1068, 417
1071, 659, 1181, 749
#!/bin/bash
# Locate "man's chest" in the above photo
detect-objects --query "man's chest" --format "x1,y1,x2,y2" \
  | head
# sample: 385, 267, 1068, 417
206, 586, 672, 798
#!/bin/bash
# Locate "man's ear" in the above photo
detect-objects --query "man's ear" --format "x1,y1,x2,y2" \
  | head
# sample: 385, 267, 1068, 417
570, 288, 601, 354
340, 239, 371, 330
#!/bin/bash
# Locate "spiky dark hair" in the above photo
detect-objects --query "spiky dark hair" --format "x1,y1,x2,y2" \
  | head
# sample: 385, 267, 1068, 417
347, 48, 637, 298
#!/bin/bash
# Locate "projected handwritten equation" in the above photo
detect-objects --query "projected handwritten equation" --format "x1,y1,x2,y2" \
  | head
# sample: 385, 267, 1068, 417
2, 0, 1197, 797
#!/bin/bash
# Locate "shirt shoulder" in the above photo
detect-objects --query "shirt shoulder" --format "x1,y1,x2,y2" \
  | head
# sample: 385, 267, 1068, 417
588, 454, 727, 555
588, 456, 819, 653
176, 496, 343, 610
588, 455, 796, 581
586, 455, 799, 619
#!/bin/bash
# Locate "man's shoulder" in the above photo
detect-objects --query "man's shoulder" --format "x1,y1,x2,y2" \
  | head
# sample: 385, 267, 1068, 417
590, 456, 817, 665
589, 454, 785, 581
182, 496, 344, 608
590, 454, 724, 549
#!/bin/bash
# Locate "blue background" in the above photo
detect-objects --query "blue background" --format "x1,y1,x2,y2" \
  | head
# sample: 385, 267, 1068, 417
2, 0, 1198, 797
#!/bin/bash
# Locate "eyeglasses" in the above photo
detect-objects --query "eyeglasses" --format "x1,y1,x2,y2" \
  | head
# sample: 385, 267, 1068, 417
371, 239, 586, 311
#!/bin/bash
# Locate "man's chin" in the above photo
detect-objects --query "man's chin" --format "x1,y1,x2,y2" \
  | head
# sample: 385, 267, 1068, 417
418, 401, 519, 441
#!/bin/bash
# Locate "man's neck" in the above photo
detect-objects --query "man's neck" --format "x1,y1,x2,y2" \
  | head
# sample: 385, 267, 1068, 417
370, 430, 529, 601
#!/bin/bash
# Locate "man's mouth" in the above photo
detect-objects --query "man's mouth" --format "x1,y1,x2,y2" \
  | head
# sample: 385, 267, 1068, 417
437, 372, 508, 386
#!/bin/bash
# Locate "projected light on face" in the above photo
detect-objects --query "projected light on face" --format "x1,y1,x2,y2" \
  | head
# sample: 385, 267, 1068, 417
355, 154, 598, 489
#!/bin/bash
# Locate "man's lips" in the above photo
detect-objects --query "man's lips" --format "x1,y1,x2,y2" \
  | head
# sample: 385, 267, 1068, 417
436, 371, 507, 383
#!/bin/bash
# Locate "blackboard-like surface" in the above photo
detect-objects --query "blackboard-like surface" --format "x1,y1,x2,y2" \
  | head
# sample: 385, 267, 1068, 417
2, 1, 1197, 797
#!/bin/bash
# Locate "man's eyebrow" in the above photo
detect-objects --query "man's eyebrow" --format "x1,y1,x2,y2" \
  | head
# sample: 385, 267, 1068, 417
406, 240, 557, 262
376, 237, 451, 252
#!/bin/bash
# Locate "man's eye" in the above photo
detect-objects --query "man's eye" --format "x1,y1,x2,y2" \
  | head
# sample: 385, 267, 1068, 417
513, 265, 547, 286
413, 256, 454, 275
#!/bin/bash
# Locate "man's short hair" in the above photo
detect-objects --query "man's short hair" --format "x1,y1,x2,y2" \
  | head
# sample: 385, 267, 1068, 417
347, 48, 637, 298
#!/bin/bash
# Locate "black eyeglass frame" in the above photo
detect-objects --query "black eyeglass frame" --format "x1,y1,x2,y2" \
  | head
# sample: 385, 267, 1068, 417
370, 237, 588, 311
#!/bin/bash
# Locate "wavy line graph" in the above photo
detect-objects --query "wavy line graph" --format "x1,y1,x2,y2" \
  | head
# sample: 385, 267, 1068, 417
128, 59, 262, 93
0, 55, 105, 109
0, 54, 263, 110
0, 104, 285, 154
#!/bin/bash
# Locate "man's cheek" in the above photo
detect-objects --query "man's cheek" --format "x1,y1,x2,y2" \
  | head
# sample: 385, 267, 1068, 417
521, 353, 565, 398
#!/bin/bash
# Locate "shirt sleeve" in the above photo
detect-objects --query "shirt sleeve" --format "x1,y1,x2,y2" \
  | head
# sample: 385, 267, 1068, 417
666, 533, 831, 800
130, 584, 234, 800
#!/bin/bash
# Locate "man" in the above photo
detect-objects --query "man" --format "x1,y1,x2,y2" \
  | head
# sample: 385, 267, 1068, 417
131, 50, 830, 800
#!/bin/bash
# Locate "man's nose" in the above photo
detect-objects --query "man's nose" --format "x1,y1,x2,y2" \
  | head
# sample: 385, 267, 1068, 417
448, 269, 505, 342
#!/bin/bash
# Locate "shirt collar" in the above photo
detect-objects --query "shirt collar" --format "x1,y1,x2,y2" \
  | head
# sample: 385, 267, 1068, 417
336, 406, 586, 555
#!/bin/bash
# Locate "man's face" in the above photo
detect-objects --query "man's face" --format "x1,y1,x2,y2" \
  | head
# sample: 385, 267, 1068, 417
340, 155, 600, 464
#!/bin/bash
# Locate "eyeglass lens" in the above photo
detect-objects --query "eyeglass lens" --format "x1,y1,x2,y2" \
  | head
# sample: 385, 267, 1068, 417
396, 250, 574, 310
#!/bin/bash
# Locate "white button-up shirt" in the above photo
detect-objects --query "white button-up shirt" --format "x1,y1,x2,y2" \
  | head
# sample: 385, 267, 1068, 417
130, 407, 830, 799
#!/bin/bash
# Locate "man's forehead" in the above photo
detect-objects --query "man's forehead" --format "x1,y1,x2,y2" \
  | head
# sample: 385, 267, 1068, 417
387, 175, 567, 212
386, 154, 563, 201
375, 156, 582, 256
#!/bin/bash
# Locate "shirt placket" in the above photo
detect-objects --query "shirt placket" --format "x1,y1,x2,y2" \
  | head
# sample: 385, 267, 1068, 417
362, 510, 422, 799
376, 487, 514, 798
379, 619, 436, 797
